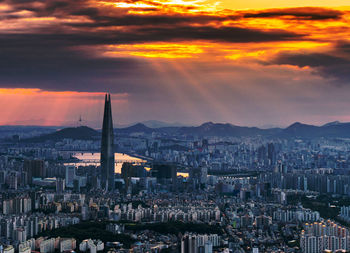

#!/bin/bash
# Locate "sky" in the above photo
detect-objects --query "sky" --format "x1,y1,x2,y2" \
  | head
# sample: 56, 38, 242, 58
0, 0, 350, 128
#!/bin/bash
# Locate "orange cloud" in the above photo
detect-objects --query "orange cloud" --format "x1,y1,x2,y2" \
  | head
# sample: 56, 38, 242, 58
1, 0, 350, 127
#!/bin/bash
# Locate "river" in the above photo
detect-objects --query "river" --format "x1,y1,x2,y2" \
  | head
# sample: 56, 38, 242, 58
64, 152, 146, 173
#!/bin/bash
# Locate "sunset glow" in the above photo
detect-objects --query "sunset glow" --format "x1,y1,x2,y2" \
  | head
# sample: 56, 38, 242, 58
0, 0, 350, 126
0, 89, 128, 126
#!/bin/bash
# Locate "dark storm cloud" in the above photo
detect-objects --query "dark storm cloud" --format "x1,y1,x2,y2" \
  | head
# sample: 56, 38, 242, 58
271, 43, 350, 83
67, 13, 231, 27
0, 24, 302, 46
0, 32, 153, 92
0, 0, 307, 92
336, 41, 350, 55
273, 53, 349, 67
0, 0, 308, 37
8, 0, 233, 26
0, 25, 302, 91
243, 7, 343, 20
140, 25, 301, 42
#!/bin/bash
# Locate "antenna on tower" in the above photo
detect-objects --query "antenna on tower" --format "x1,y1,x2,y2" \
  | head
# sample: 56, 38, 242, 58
78, 115, 83, 126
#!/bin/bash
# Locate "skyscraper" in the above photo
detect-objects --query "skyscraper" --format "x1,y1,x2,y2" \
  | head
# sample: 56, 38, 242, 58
65, 165, 75, 188
100, 93, 115, 191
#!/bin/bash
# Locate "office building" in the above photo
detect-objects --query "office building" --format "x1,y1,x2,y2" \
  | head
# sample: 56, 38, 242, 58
100, 93, 115, 191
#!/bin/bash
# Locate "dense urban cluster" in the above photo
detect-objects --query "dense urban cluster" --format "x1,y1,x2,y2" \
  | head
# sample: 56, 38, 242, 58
1, 97, 350, 253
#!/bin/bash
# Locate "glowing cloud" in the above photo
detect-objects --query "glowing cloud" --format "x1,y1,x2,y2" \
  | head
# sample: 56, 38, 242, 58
0, 0, 350, 126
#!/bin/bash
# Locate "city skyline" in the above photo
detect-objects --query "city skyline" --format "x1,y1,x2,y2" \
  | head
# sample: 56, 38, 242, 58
1, 1, 350, 249
0, 1, 350, 126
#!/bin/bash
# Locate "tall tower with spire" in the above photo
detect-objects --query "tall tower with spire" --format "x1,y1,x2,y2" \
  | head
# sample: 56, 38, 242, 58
100, 93, 115, 191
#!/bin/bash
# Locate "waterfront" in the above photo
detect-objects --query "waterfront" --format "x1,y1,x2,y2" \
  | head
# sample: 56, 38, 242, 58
65, 152, 146, 173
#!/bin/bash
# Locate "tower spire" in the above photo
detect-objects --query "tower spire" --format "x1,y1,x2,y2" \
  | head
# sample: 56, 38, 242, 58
100, 93, 115, 191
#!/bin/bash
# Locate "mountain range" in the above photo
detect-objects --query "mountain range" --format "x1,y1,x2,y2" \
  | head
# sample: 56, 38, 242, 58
23, 126, 100, 142
18, 121, 350, 142
116, 121, 350, 138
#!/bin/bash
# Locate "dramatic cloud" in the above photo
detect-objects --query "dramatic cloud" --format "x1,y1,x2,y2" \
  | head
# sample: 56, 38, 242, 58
0, 0, 349, 126
0, 0, 305, 92
270, 42, 350, 84
0, 33, 151, 92
243, 7, 343, 20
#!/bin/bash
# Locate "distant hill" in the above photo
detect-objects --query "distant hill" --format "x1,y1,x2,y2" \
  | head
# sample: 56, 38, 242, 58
117, 123, 155, 134
117, 121, 350, 138
175, 122, 281, 137
23, 126, 100, 142
116, 122, 282, 137
115, 120, 188, 128
280, 122, 350, 138
141, 120, 187, 128
322, 121, 341, 127
18, 120, 350, 142
281, 122, 318, 137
